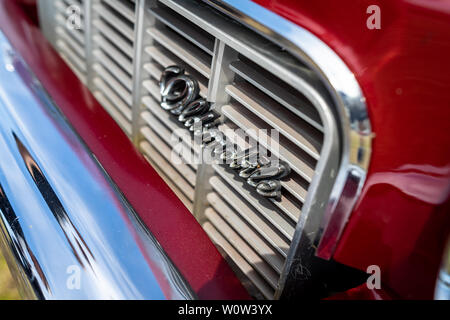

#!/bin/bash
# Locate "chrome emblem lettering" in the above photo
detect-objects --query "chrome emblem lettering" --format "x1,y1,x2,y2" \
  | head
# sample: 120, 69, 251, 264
160, 66, 290, 200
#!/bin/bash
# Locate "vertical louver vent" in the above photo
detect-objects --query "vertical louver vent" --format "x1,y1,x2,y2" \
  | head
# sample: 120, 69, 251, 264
203, 53, 324, 299
91, 0, 136, 136
139, 1, 214, 211
53, 0, 87, 83
39, 0, 341, 300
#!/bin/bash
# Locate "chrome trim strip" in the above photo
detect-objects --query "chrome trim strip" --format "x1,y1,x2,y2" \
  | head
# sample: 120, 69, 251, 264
435, 238, 450, 300
0, 31, 194, 300
131, 0, 153, 143
203, 0, 372, 297
37, 0, 58, 49
85, 0, 95, 90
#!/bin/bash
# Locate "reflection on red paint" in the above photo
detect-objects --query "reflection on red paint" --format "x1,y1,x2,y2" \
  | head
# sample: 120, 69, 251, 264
254, 0, 450, 299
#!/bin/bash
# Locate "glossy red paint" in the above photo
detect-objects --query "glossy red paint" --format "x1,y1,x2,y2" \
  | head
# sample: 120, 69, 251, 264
253, 0, 450, 299
5, 0, 449, 300
0, 0, 249, 300
326, 284, 395, 300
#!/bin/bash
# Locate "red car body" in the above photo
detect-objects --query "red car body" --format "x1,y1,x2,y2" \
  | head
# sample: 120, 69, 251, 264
2, 0, 450, 299
253, 0, 450, 300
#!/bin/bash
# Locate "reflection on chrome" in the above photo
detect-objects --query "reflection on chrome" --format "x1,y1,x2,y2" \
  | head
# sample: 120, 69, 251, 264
435, 238, 450, 300
0, 31, 194, 300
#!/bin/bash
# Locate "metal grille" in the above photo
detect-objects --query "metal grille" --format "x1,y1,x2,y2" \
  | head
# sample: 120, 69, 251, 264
203, 54, 324, 298
38, 0, 346, 300
51, 0, 88, 83
91, 0, 136, 136
138, 1, 215, 210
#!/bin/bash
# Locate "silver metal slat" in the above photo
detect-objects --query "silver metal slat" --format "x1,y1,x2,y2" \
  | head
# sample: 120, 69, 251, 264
142, 96, 201, 155
55, 14, 85, 45
212, 165, 295, 241
56, 27, 86, 59
93, 77, 132, 121
93, 90, 132, 135
230, 61, 324, 132
222, 103, 316, 183
94, 50, 133, 91
93, 63, 133, 106
144, 45, 211, 92
207, 192, 285, 274
143, 79, 161, 101
210, 123, 302, 231
64, 2, 83, 12
143, 62, 163, 81
140, 140, 195, 202
146, 27, 211, 78
219, 122, 309, 206
56, 40, 86, 73
202, 220, 274, 300
143, 62, 208, 98
62, 0, 84, 16
226, 84, 322, 160
149, 6, 214, 55
93, 4, 134, 41
212, 122, 303, 222
158, 0, 332, 120
209, 174, 290, 257
102, 0, 135, 23
141, 111, 198, 171
55, 0, 85, 20
140, 145, 194, 212
58, 52, 87, 84
140, 125, 197, 186
93, 19, 134, 58
205, 205, 279, 290
270, 193, 302, 224
145, 46, 174, 69
93, 35, 133, 73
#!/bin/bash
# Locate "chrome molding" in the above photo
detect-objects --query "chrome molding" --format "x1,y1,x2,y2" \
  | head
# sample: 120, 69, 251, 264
0, 31, 194, 300
435, 238, 450, 300
202, 0, 372, 298
131, 0, 156, 144
84, 0, 95, 89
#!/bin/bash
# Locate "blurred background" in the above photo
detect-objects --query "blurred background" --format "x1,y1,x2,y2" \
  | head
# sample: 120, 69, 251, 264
0, 253, 20, 300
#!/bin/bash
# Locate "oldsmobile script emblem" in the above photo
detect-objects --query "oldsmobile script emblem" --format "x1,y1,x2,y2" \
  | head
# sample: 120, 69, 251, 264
159, 66, 290, 200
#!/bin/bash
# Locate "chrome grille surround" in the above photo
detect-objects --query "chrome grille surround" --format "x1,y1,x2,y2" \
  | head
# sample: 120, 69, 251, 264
38, 0, 372, 299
